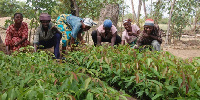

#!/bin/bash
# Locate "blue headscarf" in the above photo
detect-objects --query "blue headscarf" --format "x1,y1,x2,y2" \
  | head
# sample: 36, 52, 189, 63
103, 19, 112, 28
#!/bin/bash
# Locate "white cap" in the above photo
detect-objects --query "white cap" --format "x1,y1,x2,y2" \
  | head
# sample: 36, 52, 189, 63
83, 18, 97, 27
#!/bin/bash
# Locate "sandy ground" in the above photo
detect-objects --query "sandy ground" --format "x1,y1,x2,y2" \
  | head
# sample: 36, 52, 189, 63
1, 17, 200, 59
164, 47, 200, 59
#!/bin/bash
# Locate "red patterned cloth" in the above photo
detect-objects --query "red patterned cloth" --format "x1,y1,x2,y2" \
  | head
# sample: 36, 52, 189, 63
5, 22, 30, 51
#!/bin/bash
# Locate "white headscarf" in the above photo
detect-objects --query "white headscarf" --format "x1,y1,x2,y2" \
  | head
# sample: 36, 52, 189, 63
83, 18, 97, 27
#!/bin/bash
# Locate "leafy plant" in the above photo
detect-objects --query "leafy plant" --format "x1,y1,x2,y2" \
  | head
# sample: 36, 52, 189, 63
63, 44, 200, 99
0, 47, 128, 100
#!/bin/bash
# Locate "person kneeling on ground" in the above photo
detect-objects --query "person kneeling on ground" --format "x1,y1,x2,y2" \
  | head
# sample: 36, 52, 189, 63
56, 14, 96, 54
91, 19, 121, 46
5, 13, 30, 55
33, 13, 62, 59
121, 19, 140, 48
135, 19, 162, 51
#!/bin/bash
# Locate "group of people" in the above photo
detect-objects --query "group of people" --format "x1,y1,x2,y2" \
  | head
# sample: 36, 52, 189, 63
5, 13, 162, 59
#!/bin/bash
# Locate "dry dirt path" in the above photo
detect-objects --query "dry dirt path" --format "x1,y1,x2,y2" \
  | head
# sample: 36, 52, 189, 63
163, 47, 200, 59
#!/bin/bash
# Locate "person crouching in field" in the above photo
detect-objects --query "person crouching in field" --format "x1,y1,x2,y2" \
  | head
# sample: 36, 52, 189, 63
135, 19, 162, 51
121, 19, 140, 48
5, 13, 30, 55
91, 19, 121, 46
56, 14, 96, 53
33, 13, 62, 59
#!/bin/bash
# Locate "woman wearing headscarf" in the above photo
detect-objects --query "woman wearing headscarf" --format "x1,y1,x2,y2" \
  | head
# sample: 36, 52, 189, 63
121, 19, 140, 47
56, 14, 96, 52
33, 13, 61, 59
5, 13, 30, 55
91, 19, 121, 46
135, 19, 162, 51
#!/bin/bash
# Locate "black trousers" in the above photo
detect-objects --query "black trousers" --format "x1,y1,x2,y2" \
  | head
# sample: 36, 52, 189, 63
91, 30, 121, 46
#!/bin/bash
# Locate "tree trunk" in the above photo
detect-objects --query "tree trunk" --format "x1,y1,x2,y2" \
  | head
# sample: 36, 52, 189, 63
166, 0, 176, 45
143, 0, 147, 20
154, 0, 161, 24
131, 0, 137, 23
98, 4, 119, 27
194, 16, 198, 31
70, 0, 76, 16
121, 3, 125, 37
70, 0, 79, 16
193, 8, 200, 31
0, 36, 2, 44
151, 0, 153, 16
137, 0, 142, 27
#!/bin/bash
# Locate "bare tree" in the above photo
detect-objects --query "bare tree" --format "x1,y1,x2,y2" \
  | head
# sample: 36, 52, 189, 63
121, 3, 125, 37
151, 0, 153, 16
99, 4, 119, 27
131, 0, 142, 26
154, 0, 161, 24
70, 0, 79, 16
193, 8, 200, 31
0, 36, 2, 44
143, 0, 147, 20
131, 0, 137, 23
166, 0, 176, 45
137, 0, 142, 26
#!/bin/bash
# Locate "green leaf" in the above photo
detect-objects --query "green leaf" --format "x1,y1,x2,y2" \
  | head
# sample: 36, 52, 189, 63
37, 80, 44, 91
125, 81, 133, 88
146, 58, 153, 67
1, 92, 7, 100
195, 59, 200, 65
84, 77, 91, 90
112, 76, 120, 83
166, 60, 176, 66
119, 95, 128, 100
196, 92, 200, 96
137, 91, 144, 97
150, 67, 161, 79
149, 80, 163, 87
10, 88, 15, 100
86, 92, 93, 100
165, 86, 177, 93
152, 94, 163, 100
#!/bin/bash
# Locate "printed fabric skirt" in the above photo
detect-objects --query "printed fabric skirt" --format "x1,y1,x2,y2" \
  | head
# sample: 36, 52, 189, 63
56, 14, 79, 47
130, 39, 137, 48
8, 37, 30, 51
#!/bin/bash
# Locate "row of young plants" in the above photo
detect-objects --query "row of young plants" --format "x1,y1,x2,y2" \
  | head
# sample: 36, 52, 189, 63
0, 48, 129, 100
64, 45, 200, 100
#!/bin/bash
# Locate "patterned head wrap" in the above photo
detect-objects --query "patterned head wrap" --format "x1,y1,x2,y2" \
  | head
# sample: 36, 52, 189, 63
144, 19, 154, 26
83, 18, 97, 27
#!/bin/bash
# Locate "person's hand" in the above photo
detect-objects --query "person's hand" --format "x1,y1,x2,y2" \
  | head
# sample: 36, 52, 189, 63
143, 33, 149, 38
134, 45, 139, 49
128, 32, 137, 36
128, 32, 133, 36
81, 40, 86, 44
14, 42, 19, 46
